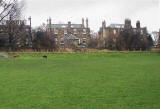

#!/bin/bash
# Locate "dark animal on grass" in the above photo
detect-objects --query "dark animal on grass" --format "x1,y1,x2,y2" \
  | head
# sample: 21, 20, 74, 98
42, 55, 47, 59
13, 54, 20, 58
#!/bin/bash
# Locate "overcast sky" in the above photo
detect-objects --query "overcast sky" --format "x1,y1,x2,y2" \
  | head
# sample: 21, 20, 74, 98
24, 0, 160, 32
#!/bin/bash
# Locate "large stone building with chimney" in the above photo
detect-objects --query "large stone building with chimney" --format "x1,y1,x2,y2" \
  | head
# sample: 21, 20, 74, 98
46, 18, 90, 48
99, 19, 147, 39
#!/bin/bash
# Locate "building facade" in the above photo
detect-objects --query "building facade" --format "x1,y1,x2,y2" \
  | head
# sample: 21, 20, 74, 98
0, 20, 30, 48
99, 19, 147, 39
46, 18, 90, 48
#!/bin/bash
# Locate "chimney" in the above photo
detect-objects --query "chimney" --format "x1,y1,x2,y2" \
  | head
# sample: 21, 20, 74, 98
136, 20, 140, 29
86, 18, 88, 28
159, 29, 160, 39
49, 17, 52, 26
68, 21, 71, 28
124, 18, 132, 29
47, 19, 49, 25
82, 18, 84, 27
102, 20, 106, 28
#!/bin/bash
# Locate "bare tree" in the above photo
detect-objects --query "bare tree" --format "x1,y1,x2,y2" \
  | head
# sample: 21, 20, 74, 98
6, 0, 27, 50
88, 37, 98, 48
32, 25, 56, 52
0, 0, 18, 21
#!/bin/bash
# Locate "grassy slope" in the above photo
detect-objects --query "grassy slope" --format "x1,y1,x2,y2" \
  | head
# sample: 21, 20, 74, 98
0, 53, 160, 109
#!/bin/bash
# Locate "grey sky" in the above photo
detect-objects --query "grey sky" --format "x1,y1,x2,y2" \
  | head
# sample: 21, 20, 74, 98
24, 0, 160, 32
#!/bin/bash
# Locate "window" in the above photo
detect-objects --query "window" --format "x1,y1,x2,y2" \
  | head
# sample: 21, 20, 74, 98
64, 29, 67, 34
83, 38, 87, 44
74, 29, 77, 34
113, 29, 116, 35
54, 28, 58, 34
141, 30, 143, 35
55, 38, 58, 41
0, 28, 3, 32
83, 29, 86, 34
78, 39, 81, 44
60, 38, 64, 45
55, 38, 58, 45
133, 29, 137, 33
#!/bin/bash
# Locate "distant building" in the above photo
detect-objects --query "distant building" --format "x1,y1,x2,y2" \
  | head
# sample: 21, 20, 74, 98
97, 19, 148, 48
0, 20, 9, 47
0, 20, 30, 48
46, 18, 90, 48
99, 19, 147, 39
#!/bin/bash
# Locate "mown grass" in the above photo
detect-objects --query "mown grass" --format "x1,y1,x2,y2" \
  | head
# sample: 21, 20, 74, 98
0, 53, 160, 109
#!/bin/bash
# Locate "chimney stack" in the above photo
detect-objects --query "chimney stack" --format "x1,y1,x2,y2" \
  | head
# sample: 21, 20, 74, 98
124, 18, 132, 29
49, 17, 52, 26
86, 18, 88, 28
47, 19, 48, 25
102, 20, 106, 28
82, 18, 84, 27
136, 20, 140, 29
68, 21, 71, 28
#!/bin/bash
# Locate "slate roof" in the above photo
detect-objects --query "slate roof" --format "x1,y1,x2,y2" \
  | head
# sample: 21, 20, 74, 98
108, 24, 124, 28
50, 24, 83, 29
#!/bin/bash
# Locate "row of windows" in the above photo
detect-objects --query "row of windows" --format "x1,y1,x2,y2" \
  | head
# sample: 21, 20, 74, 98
112, 29, 145, 35
55, 38, 87, 45
133, 29, 144, 34
53, 29, 87, 35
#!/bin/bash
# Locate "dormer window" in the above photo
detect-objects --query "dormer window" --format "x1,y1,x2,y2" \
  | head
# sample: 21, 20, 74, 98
64, 29, 67, 34
74, 29, 77, 34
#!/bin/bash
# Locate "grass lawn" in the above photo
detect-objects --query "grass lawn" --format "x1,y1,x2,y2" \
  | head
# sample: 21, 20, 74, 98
0, 53, 160, 109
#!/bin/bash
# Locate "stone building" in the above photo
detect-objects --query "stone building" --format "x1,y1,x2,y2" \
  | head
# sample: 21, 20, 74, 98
0, 20, 30, 48
99, 19, 147, 39
46, 18, 90, 48
0, 20, 9, 47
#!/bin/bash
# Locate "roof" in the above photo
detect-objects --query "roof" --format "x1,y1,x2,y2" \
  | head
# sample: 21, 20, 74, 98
108, 24, 124, 28
50, 24, 83, 29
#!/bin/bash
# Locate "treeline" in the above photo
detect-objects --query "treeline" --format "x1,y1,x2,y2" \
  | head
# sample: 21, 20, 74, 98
88, 29, 153, 51
0, 24, 154, 51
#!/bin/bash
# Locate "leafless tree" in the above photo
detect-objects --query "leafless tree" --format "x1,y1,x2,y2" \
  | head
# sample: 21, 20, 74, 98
88, 37, 98, 48
6, 0, 27, 50
32, 25, 56, 52
0, 0, 18, 21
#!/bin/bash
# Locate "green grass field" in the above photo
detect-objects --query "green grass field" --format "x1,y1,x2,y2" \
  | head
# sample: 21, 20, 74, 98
0, 53, 160, 109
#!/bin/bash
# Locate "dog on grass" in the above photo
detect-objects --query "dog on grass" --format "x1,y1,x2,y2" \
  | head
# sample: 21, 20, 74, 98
42, 55, 47, 59
13, 54, 20, 58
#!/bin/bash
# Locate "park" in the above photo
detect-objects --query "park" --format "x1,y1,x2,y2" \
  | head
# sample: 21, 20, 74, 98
0, 0, 160, 108
0, 52, 160, 109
